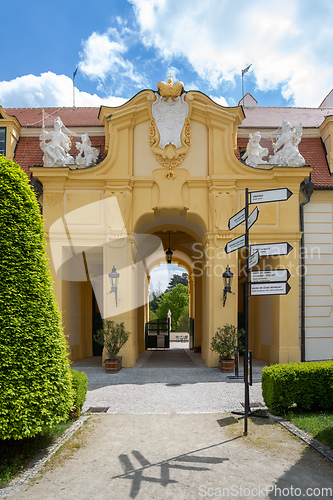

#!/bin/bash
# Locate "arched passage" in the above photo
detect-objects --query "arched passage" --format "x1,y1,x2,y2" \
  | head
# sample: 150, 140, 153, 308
133, 215, 206, 360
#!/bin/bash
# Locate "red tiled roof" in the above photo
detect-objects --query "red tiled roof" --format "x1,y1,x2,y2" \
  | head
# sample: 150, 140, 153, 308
240, 107, 333, 128
301, 138, 333, 188
237, 137, 332, 188
5, 107, 101, 128
14, 136, 106, 175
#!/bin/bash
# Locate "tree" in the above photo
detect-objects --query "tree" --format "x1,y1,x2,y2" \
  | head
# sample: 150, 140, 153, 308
166, 273, 188, 291
178, 306, 190, 333
0, 157, 74, 440
156, 284, 189, 331
149, 291, 163, 313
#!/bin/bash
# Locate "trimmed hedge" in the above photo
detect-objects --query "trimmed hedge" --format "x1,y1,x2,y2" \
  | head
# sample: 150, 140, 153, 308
70, 370, 88, 418
262, 361, 333, 415
0, 157, 74, 439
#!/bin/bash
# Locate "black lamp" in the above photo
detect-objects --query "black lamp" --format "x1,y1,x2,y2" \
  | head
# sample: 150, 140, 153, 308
222, 265, 234, 307
108, 265, 120, 306
166, 231, 173, 264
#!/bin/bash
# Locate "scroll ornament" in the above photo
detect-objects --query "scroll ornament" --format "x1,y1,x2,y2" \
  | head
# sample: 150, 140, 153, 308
149, 77, 191, 179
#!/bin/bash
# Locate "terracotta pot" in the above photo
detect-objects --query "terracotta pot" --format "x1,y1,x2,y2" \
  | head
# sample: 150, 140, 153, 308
105, 358, 120, 373
219, 358, 235, 373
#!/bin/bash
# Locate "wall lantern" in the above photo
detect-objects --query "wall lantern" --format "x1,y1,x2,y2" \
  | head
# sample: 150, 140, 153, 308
166, 231, 173, 264
108, 265, 120, 306
222, 265, 234, 307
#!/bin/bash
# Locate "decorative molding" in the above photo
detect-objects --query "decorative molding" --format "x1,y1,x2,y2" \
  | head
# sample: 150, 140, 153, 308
149, 88, 192, 179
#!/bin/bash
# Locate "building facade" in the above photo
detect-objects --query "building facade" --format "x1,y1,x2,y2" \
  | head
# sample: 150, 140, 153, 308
2, 80, 333, 366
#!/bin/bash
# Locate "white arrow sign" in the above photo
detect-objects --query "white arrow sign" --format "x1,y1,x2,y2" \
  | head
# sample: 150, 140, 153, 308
250, 242, 293, 257
250, 188, 292, 204
250, 282, 291, 296
225, 234, 246, 254
250, 269, 291, 283
228, 208, 245, 230
228, 206, 259, 231
248, 251, 260, 270
247, 206, 259, 229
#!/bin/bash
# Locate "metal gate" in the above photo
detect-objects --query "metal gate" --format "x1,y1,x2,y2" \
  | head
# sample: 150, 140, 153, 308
145, 318, 170, 349
189, 317, 194, 350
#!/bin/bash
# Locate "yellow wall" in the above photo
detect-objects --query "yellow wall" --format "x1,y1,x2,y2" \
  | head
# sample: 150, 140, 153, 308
32, 88, 311, 367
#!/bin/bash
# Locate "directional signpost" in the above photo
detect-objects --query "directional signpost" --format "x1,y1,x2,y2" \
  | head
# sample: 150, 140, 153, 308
250, 269, 290, 283
248, 251, 260, 270
247, 206, 259, 230
226, 186, 293, 436
250, 187, 292, 204
250, 242, 293, 257
225, 234, 245, 254
228, 207, 246, 231
250, 282, 291, 296
228, 206, 259, 231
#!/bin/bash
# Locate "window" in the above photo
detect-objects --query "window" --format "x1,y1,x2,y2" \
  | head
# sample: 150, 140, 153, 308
0, 128, 6, 156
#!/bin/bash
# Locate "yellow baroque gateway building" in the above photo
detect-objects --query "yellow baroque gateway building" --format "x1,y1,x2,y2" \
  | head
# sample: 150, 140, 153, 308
3, 81, 333, 367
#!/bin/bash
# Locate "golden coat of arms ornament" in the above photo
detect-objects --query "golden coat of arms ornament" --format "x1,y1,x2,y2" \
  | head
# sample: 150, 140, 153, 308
149, 76, 191, 179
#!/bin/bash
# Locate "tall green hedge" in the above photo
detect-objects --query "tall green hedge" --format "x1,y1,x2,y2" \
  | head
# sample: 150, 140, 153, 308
70, 370, 88, 418
0, 157, 74, 440
262, 361, 333, 415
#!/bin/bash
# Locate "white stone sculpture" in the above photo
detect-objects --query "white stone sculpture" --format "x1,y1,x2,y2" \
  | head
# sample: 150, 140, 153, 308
243, 132, 268, 167
269, 121, 305, 167
152, 93, 189, 149
75, 133, 99, 167
40, 117, 75, 167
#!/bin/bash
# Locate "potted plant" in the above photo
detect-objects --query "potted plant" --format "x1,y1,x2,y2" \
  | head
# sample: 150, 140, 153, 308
94, 320, 130, 373
210, 324, 244, 373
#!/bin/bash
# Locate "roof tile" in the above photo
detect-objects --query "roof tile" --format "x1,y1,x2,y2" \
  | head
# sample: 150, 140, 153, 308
5, 107, 101, 128
14, 136, 106, 173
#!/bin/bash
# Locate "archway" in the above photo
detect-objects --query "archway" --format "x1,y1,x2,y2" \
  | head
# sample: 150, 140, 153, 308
133, 215, 206, 361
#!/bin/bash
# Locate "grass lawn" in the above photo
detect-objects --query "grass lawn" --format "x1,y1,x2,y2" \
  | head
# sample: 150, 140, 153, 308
0, 419, 74, 488
285, 410, 333, 449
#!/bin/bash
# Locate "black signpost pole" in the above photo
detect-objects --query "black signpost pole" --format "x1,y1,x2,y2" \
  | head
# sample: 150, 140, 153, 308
244, 188, 250, 436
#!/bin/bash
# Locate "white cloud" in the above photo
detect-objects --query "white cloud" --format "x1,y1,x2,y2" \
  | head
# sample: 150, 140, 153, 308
209, 95, 229, 107
150, 265, 186, 293
79, 28, 149, 92
130, 0, 333, 106
0, 72, 127, 108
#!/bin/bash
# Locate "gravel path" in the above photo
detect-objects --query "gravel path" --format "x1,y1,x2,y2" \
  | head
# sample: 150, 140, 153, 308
72, 345, 267, 415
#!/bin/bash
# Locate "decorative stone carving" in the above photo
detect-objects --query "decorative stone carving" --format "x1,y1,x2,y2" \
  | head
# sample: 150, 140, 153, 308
75, 133, 99, 167
40, 117, 75, 167
152, 93, 189, 150
268, 121, 305, 167
149, 77, 191, 179
243, 132, 268, 168
209, 190, 236, 231
157, 77, 184, 98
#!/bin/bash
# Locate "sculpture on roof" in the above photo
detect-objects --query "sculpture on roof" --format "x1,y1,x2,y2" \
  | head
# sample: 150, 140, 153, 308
243, 132, 269, 167
75, 133, 99, 167
268, 120, 305, 167
40, 117, 75, 167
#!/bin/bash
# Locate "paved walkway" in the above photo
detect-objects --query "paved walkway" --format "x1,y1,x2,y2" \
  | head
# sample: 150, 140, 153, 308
72, 344, 268, 414
5, 346, 333, 499
9, 414, 333, 500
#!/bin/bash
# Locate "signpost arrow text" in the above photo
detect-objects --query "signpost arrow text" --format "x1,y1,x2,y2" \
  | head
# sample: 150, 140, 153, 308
225, 234, 246, 254
250, 282, 291, 296
250, 269, 291, 283
250, 242, 293, 257
250, 188, 292, 205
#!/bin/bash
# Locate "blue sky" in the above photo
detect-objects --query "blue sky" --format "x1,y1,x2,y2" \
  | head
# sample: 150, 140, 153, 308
1, 0, 332, 108
150, 265, 187, 294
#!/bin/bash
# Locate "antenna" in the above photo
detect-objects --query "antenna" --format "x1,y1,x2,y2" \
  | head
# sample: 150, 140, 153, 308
73, 67, 78, 108
241, 64, 252, 106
